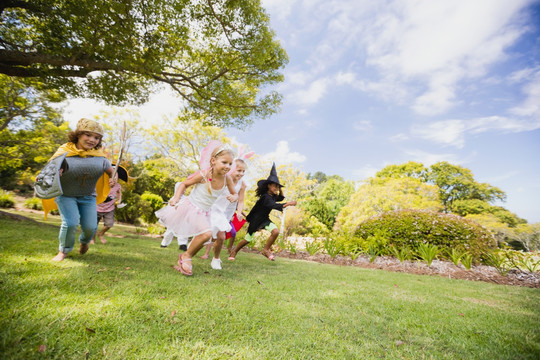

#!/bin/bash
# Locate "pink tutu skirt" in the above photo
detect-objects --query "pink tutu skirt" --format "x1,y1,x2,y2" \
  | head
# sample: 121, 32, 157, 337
155, 198, 211, 239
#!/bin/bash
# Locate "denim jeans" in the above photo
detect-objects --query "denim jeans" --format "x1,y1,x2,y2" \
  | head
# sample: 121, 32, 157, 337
55, 195, 97, 253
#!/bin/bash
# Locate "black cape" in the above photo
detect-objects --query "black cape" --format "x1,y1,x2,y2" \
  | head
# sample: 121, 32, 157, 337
246, 193, 285, 235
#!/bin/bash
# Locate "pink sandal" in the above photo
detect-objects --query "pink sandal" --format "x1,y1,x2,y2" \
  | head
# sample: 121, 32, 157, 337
174, 254, 193, 276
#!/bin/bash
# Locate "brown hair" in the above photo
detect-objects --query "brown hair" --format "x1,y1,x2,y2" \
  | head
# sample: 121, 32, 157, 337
68, 130, 103, 149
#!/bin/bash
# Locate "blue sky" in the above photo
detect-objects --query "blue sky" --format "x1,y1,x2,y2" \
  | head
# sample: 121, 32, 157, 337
65, 0, 540, 223
229, 0, 540, 223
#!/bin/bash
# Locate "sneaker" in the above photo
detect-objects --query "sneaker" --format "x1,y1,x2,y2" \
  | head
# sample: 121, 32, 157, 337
179, 244, 187, 251
211, 258, 222, 270
160, 245, 168, 248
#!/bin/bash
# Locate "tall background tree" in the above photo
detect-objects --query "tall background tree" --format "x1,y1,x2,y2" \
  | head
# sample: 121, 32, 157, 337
0, 75, 68, 190
0, 0, 288, 127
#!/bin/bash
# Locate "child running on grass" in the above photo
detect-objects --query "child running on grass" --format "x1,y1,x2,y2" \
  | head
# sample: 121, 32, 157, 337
155, 141, 237, 276
200, 156, 251, 265
228, 163, 296, 261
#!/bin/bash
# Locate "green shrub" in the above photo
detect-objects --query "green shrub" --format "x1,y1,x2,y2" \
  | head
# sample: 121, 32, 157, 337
518, 254, 540, 273
446, 248, 465, 266
115, 192, 142, 224
482, 250, 510, 276
305, 240, 323, 256
323, 237, 342, 258
24, 197, 43, 210
343, 242, 363, 260
140, 192, 164, 224
0, 190, 15, 208
285, 239, 297, 254
147, 223, 165, 235
354, 209, 496, 261
391, 245, 412, 263
416, 243, 442, 266
461, 253, 473, 270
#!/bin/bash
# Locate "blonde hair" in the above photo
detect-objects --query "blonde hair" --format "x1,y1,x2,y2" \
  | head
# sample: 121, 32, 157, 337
206, 146, 235, 193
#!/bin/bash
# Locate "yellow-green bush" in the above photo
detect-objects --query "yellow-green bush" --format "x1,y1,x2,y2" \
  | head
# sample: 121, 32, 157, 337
0, 190, 15, 208
24, 197, 43, 210
353, 209, 496, 260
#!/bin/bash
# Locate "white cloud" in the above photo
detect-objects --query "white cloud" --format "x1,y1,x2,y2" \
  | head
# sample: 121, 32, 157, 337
63, 87, 182, 129
402, 148, 461, 166
261, 0, 296, 21
411, 116, 540, 148
412, 120, 467, 148
262, 140, 306, 164
389, 133, 409, 142
353, 120, 372, 132
335, 71, 357, 86
365, 0, 531, 115
509, 67, 540, 117
278, 0, 533, 115
289, 77, 330, 105
353, 164, 379, 180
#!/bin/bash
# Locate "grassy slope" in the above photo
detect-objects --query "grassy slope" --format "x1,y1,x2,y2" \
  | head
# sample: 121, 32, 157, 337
0, 214, 539, 360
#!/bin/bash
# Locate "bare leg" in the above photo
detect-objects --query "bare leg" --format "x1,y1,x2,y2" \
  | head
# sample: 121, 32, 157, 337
229, 239, 249, 260
200, 243, 212, 259
176, 231, 212, 275
262, 228, 279, 260
227, 236, 235, 253
213, 231, 225, 259
97, 226, 110, 244
263, 228, 279, 251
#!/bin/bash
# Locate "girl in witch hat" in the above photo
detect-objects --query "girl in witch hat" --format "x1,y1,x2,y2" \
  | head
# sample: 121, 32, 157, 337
228, 163, 296, 261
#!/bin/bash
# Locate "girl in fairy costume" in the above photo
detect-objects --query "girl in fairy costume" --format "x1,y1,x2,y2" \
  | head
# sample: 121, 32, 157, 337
155, 141, 237, 276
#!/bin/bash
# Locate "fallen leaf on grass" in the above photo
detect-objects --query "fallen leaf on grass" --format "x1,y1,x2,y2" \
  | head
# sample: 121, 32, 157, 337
393, 284, 399, 288
85, 327, 95, 333
458, 313, 465, 317
125, 267, 131, 270
38, 345, 46, 353
171, 310, 176, 318
396, 340, 404, 346
257, 280, 263, 285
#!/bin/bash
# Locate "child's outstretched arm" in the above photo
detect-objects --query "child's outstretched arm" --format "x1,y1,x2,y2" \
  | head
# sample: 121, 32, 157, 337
236, 182, 247, 219
169, 171, 204, 206
284, 200, 297, 208
116, 185, 122, 204
225, 174, 238, 203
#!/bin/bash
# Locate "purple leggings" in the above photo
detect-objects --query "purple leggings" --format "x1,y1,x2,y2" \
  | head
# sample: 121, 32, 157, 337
229, 221, 237, 238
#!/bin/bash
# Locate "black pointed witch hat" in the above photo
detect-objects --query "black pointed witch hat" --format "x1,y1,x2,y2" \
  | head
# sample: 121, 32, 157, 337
257, 163, 284, 188
112, 164, 129, 182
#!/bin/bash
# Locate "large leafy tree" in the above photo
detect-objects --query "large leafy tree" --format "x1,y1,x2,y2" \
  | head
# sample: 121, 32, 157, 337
335, 177, 442, 234
0, 0, 288, 127
0, 75, 68, 189
305, 177, 355, 230
374, 161, 428, 181
428, 161, 506, 212
144, 117, 230, 181
375, 161, 506, 213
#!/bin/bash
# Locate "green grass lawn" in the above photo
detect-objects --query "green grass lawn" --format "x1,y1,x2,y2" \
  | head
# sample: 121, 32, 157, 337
0, 213, 539, 359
